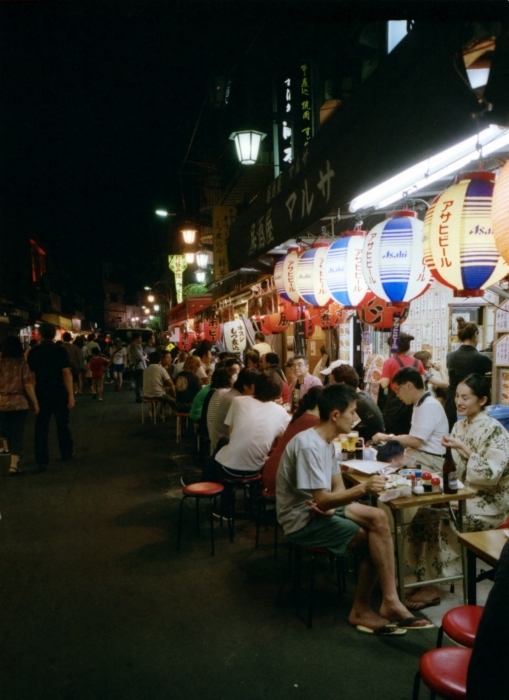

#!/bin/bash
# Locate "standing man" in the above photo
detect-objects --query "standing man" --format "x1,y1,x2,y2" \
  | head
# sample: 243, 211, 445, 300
372, 366, 448, 473
27, 322, 75, 471
143, 335, 157, 357
251, 331, 272, 357
276, 384, 431, 633
62, 332, 82, 395
289, 355, 322, 413
128, 332, 147, 404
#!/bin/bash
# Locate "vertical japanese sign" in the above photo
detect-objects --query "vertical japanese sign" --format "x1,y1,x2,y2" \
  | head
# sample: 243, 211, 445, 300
212, 205, 236, 281
300, 61, 313, 148
389, 312, 402, 354
282, 77, 293, 165
168, 255, 187, 304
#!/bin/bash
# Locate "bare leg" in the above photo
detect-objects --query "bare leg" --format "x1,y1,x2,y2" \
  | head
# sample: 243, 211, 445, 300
346, 503, 430, 626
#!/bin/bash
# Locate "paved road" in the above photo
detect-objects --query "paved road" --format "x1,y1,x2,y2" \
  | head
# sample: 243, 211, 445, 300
0, 383, 434, 700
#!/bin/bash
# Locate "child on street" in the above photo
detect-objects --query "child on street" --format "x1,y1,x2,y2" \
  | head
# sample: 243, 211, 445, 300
88, 348, 109, 401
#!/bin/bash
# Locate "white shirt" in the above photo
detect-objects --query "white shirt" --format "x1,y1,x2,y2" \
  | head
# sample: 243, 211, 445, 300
143, 364, 170, 398
410, 393, 449, 455
251, 342, 273, 357
216, 395, 291, 472
207, 388, 231, 454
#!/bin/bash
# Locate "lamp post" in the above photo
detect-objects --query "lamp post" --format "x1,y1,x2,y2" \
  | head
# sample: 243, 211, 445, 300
229, 130, 267, 165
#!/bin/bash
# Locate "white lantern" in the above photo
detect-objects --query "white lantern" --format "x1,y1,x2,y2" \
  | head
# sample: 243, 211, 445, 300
274, 246, 303, 303
423, 171, 509, 296
223, 319, 247, 354
492, 160, 509, 267
181, 228, 197, 244
229, 130, 266, 165
184, 252, 195, 264
196, 250, 210, 268
324, 230, 373, 308
295, 242, 332, 307
362, 210, 431, 305
195, 270, 206, 283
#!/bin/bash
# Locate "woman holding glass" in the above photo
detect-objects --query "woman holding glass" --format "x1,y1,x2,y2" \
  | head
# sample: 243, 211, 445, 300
405, 373, 509, 607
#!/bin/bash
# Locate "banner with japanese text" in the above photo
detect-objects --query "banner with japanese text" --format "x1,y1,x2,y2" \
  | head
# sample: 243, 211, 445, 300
212, 205, 236, 281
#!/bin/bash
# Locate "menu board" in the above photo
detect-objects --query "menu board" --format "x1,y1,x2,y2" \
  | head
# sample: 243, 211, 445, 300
498, 368, 509, 405
495, 333, 509, 365
495, 299, 509, 332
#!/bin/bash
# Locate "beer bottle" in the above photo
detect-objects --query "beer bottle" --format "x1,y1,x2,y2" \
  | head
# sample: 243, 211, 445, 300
442, 446, 458, 494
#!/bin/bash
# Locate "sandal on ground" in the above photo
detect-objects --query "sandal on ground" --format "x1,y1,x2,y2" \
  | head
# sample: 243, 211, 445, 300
8, 466, 22, 476
405, 585, 441, 610
393, 617, 435, 630
355, 624, 407, 636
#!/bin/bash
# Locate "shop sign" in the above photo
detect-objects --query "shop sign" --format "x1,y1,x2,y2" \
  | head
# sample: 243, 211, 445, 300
168, 255, 188, 304
212, 205, 236, 281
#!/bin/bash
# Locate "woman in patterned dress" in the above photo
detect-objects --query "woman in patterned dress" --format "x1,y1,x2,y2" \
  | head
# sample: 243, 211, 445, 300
405, 373, 509, 593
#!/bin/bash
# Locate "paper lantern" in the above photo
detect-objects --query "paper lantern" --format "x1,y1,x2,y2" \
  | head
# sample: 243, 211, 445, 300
325, 230, 374, 308
309, 303, 349, 329
295, 242, 332, 307
203, 319, 222, 342
177, 329, 195, 352
362, 210, 431, 306
194, 322, 204, 342
357, 295, 409, 330
274, 246, 304, 303
423, 171, 509, 296
223, 319, 247, 354
279, 299, 301, 322
302, 309, 316, 339
492, 160, 509, 266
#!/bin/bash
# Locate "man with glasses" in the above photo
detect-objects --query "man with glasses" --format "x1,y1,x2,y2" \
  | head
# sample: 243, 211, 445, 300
289, 355, 322, 413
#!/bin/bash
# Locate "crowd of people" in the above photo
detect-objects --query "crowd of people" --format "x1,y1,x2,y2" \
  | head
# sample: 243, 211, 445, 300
0, 319, 507, 638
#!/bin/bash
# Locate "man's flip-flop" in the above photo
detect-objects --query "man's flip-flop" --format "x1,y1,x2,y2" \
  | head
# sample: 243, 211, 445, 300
356, 624, 407, 636
394, 617, 435, 630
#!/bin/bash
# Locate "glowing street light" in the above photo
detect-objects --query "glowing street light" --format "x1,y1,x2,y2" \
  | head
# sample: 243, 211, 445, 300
153, 304, 160, 311
155, 209, 169, 217
229, 130, 266, 165
147, 294, 155, 303
181, 227, 197, 245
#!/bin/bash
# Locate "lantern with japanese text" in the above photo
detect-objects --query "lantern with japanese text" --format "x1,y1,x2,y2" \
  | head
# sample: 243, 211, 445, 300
177, 328, 195, 352
194, 322, 204, 342
274, 246, 304, 303
362, 210, 431, 306
279, 299, 301, 322
301, 309, 316, 339
203, 319, 222, 343
223, 319, 247, 354
260, 313, 292, 334
296, 242, 332, 307
309, 302, 349, 329
357, 295, 409, 330
423, 171, 509, 296
324, 229, 374, 308
492, 160, 509, 267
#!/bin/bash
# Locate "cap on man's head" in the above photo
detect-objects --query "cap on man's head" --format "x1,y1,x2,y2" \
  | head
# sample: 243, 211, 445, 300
320, 359, 346, 376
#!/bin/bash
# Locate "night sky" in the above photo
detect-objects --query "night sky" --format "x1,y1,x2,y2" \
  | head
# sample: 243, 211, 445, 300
1, 1, 502, 300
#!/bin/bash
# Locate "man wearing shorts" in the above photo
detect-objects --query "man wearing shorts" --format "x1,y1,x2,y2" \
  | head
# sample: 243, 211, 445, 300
276, 384, 431, 634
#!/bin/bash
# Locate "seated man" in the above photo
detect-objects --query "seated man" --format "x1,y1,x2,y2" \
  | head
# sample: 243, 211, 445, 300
372, 366, 448, 473
142, 352, 176, 403
276, 384, 431, 634
328, 363, 385, 442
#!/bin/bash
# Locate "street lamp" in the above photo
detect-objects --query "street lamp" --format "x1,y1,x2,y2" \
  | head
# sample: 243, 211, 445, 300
195, 270, 206, 283
181, 227, 197, 244
147, 294, 155, 303
155, 209, 169, 217
185, 252, 195, 263
196, 250, 210, 268
153, 304, 160, 312
229, 130, 266, 165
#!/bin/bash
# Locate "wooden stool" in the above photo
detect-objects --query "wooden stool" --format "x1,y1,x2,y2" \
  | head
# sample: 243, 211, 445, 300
177, 481, 232, 556
413, 647, 471, 700
175, 412, 189, 443
141, 397, 164, 424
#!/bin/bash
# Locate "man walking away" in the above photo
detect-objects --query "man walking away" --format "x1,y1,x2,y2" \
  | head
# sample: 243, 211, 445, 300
27, 322, 75, 471
62, 332, 82, 395
128, 332, 147, 403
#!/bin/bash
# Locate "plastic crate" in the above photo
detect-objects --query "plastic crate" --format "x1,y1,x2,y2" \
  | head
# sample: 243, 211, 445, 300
486, 404, 509, 432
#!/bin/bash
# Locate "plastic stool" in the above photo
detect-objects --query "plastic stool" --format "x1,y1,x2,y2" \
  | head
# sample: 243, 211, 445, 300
141, 397, 164, 424
175, 412, 189, 443
437, 605, 484, 648
413, 647, 471, 700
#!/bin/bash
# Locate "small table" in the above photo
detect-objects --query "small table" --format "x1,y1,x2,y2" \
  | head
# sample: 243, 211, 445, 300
457, 529, 508, 604
342, 468, 475, 604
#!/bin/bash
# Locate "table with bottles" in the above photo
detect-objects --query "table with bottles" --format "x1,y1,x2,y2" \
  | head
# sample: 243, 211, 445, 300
342, 467, 475, 604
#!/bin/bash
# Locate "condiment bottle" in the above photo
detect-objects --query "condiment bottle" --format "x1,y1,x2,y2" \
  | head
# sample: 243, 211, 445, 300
431, 477, 441, 493
413, 470, 424, 494
422, 472, 432, 493
442, 446, 458, 494
355, 438, 365, 460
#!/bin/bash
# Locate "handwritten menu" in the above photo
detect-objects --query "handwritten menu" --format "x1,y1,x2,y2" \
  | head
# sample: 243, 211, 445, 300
495, 300, 509, 332
495, 333, 509, 365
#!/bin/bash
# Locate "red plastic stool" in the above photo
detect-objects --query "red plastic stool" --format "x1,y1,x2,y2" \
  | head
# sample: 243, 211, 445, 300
437, 605, 484, 648
176, 482, 232, 556
413, 647, 472, 700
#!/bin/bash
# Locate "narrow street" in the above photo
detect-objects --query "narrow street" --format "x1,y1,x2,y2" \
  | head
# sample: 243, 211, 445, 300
0, 383, 434, 700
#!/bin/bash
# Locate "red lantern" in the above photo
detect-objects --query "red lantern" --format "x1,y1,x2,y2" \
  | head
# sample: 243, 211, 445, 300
301, 309, 316, 339
309, 302, 349, 329
265, 313, 292, 334
357, 296, 409, 330
279, 299, 301, 322
177, 329, 195, 351
260, 315, 273, 335
204, 319, 222, 342
194, 322, 204, 342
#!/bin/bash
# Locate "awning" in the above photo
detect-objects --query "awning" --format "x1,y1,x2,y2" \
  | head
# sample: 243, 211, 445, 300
227, 21, 501, 271
167, 294, 213, 326
41, 313, 75, 332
